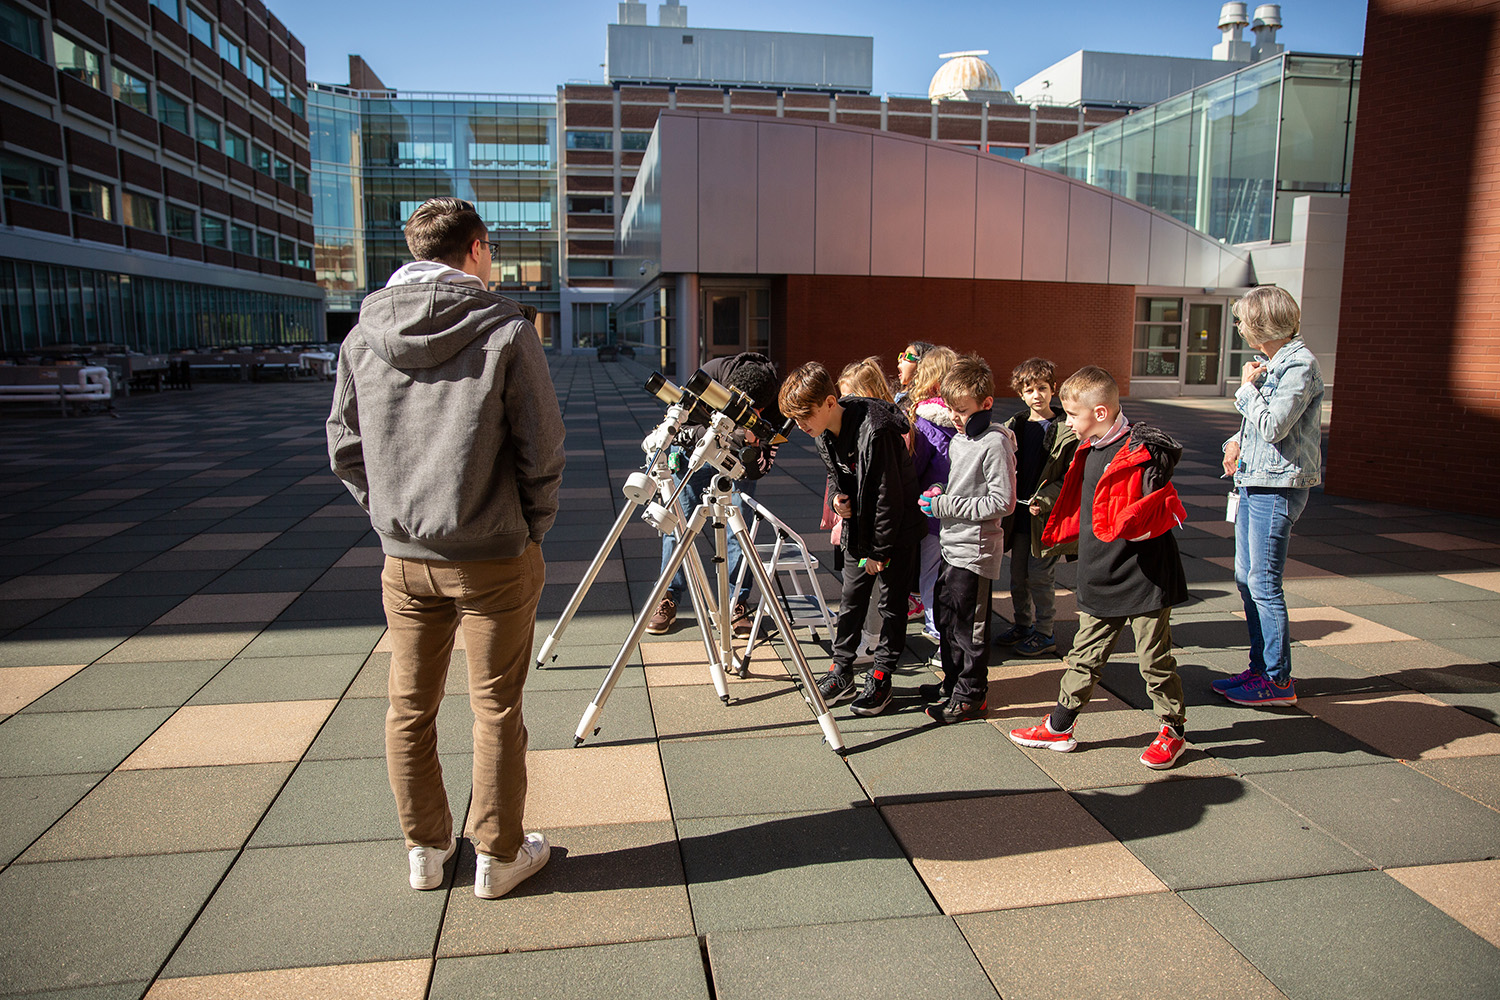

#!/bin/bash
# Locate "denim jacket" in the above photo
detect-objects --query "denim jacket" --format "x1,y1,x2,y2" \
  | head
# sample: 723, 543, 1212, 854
1229, 339, 1324, 489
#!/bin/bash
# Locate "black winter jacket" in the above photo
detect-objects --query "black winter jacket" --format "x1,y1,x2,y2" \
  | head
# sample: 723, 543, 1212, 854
674, 352, 780, 480
817, 397, 925, 562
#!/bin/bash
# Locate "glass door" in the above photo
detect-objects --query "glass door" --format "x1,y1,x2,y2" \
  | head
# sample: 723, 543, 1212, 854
703, 291, 746, 360
1181, 301, 1225, 394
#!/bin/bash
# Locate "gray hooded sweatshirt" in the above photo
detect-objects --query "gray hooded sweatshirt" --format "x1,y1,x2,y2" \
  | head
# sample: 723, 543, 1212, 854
327, 262, 565, 561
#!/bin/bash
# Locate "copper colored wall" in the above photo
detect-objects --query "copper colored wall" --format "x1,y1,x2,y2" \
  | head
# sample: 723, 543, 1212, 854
779, 275, 1136, 397
1326, 0, 1500, 513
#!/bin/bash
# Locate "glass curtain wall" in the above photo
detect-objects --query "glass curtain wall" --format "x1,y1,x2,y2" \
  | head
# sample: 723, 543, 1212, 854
1024, 54, 1358, 244
309, 86, 558, 334
0, 259, 321, 353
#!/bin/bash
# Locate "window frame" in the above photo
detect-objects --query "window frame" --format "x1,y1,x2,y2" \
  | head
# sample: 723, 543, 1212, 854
0, 151, 60, 207
53, 31, 103, 91
0, 0, 45, 60
69, 176, 114, 221
194, 110, 220, 150
110, 65, 150, 114
183, 4, 213, 48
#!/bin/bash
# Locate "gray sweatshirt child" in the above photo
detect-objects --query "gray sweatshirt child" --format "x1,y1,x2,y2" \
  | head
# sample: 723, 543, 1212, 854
928, 409, 1017, 579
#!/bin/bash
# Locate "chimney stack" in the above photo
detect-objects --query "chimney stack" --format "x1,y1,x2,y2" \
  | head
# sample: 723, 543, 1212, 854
618, 2, 646, 25
1251, 4, 1285, 61
1213, 2, 1253, 62
658, 1, 688, 27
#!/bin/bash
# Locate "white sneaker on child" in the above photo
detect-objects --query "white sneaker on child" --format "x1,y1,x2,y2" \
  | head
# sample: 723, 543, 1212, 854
475, 833, 550, 899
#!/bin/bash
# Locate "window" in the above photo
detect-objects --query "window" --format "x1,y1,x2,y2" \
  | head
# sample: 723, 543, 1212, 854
566, 195, 612, 214
572, 302, 611, 349
292, 166, 308, 194
157, 90, 188, 132
272, 157, 291, 185
287, 91, 304, 116
278, 237, 296, 265
1132, 297, 1182, 378
296, 244, 312, 269
250, 144, 271, 174
1, 152, 59, 206
267, 74, 286, 101
111, 66, 150, 114
122, 191, 158, 231
69, 177, 113, 220
468, 141, 551, 168
148, 0, 178, 20
223, 129, 247, 163
394, 141, 453, 169
53, 32, 102, 90
256, 231, 276, 259
620, 132, 651, 151
183, 5, 212, 47
568, 259, 612, 277
245, 57, 265, 88
201, 214, 226, 247
0, 0, 44, 60
166, 204, 195, 240
217, 33, 239, 66
194, 110, 219, 149
230, 222, 253, 254
565, 131, 611, 151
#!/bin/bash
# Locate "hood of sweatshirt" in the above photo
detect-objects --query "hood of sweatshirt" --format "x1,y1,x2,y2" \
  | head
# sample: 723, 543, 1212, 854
357, 263, 524, 371
915, 397, 957, 430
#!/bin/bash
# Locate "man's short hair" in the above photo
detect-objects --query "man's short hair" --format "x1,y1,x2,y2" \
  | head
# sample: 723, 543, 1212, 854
1011, 357, 1058, 394
1059, 365, 1120, 412
778, 362, 838, 419
726, 360, 779, 413
1232, 286, 1301, 348
405, 197, 486, 266
940, 353, 995, 405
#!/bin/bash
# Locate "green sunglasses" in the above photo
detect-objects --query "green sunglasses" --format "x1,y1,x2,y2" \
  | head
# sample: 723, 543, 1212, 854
898, 351, 919, 363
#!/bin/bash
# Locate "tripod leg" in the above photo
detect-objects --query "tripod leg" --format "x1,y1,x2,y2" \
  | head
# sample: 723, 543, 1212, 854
727, 512, 846, 754
680, 541, 730, 702
576, 504, 715, 746
713, 517, 739, 678
536, 495, 638, 668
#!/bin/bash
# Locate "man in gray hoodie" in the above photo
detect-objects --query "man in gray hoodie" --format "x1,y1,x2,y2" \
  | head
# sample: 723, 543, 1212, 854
327, 197, 565, 899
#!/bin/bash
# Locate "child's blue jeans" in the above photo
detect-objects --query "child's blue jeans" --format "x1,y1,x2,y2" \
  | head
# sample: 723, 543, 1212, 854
1234, 486, 1310, 685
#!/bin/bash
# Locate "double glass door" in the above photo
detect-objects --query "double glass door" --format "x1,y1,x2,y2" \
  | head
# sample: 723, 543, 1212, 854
1132, 296, 1241, 395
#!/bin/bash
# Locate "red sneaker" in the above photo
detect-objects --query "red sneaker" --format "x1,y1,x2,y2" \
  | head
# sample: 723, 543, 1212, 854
1008, 719, 1077, 753
1140, 725, 1186, 770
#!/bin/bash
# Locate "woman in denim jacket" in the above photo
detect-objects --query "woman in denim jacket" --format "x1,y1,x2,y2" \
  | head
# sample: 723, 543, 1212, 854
1215, 287, 1324, 707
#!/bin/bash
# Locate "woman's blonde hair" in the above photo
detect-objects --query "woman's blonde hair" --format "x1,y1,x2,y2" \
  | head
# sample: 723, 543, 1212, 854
1233, 286, 1301, 348
837, 356, 894, 403
906, 345, 957, 421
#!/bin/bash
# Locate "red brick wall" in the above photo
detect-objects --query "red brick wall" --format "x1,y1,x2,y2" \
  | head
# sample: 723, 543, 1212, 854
778, 275, 1136, 396
1326, 0, 1500, 513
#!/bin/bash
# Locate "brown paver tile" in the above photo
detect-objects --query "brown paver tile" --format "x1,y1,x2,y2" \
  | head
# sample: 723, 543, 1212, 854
174, 533, 281, 551
0, 573, 118, 600
1283, 576, 1421, 606
1388, 860, 1500, 947
1298, 691, 1500, 760
74, 488, 150, 500
1439, 570, 1500, 595
35, 522, 139, 538
982, 660, 1127, 720
98, 627, 260, 664
438, 821, 692, 956
0, 664, 86, 714
1270, 606, 1419, 646
119, 700, 337, 769
155, 592, 299, 626
19, 763, 294, 862
881, 790, 1167, 913
524, 745, 671, 828
184, 496, 269, 509
146, 959, 431, 999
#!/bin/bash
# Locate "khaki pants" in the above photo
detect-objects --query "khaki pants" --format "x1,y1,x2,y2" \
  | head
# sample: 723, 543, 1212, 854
1057, 608, 1185, 727
381, 544, 544, 861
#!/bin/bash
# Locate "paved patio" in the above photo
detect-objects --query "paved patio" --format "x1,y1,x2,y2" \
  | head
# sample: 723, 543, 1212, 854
1, 355, 1498, 1000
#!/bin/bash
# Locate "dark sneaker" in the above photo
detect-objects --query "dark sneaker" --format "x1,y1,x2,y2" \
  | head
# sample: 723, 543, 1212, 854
1140, 725, 1187, 769
1212, 666, 1261, 693
1013, 632, 1056, 657
645, 597, 676, 635
815, 670, 856, 706
927, 694, 987, 724
731, 601, 754, 639
918, 680, 953, 703
994, 624, 1030, 646
850, 668, 893, 716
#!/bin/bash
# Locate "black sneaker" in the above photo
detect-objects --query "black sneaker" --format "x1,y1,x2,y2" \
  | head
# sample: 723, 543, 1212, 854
815, 670, 856, 706
926, 694, 988, 724
850, 668, 893, 716
918, 681, 953, 703
994, 624, 1030, 646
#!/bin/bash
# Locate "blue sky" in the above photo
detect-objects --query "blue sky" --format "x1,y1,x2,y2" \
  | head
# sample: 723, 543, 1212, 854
278, 0, 1368, 97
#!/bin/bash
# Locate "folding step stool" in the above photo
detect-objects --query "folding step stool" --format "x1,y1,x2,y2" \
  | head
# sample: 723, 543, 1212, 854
732, 494, 836, 673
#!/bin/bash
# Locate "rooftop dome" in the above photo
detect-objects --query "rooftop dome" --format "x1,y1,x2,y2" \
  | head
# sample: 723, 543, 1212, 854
929, 50, 1002, 100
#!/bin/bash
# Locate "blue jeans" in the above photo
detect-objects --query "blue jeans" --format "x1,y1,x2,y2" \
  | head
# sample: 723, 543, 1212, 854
1234, 486, 1309, 684
661, 462, 755, 606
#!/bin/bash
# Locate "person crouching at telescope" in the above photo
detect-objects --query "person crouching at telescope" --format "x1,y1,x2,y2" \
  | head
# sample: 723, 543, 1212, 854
778, 362, 924, 716
647, 352, 782, 638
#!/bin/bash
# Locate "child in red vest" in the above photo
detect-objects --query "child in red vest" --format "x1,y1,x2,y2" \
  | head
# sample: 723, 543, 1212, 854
1008, 366, 1191, 770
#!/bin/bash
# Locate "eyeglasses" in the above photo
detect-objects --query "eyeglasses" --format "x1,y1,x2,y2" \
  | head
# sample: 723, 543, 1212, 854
483, 240, 501, 256
898, 351, 919, 363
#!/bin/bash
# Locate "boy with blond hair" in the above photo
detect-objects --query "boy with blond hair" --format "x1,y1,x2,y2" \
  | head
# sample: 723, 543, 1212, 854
1008, 366, 1191, 769
917, 354, 1016, 722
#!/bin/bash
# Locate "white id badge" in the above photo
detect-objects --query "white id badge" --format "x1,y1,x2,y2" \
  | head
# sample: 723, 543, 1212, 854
1225, 489, 1240, 523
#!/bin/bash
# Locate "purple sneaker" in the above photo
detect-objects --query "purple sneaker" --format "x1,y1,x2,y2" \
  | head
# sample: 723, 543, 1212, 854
1222, 674, 1297, 706
1212, 667, 1261, 694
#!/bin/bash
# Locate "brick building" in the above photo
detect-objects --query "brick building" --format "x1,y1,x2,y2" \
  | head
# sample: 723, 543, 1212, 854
0, 0, 322, 351
1325, 0, 1500, 514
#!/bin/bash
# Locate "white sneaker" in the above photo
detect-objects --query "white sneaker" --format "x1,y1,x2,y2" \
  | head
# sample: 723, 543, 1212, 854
408, 838, 456, 890
475, 832, 551, 899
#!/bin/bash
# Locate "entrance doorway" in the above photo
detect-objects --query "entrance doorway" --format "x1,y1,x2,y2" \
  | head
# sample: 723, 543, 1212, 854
700, 282, 771, 360
1131, 295, 1238, 395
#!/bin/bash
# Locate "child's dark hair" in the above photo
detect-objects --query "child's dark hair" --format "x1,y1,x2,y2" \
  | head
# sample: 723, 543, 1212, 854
1010, 357, 1058, 394
778, 362, 838, 419
940, 354, 995, 405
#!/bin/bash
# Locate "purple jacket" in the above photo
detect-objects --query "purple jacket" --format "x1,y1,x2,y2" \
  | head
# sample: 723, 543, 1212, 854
911, 397, 957, 537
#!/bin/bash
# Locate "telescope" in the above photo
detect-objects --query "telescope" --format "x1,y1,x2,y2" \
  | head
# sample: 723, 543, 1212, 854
683, 370, 792, 446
